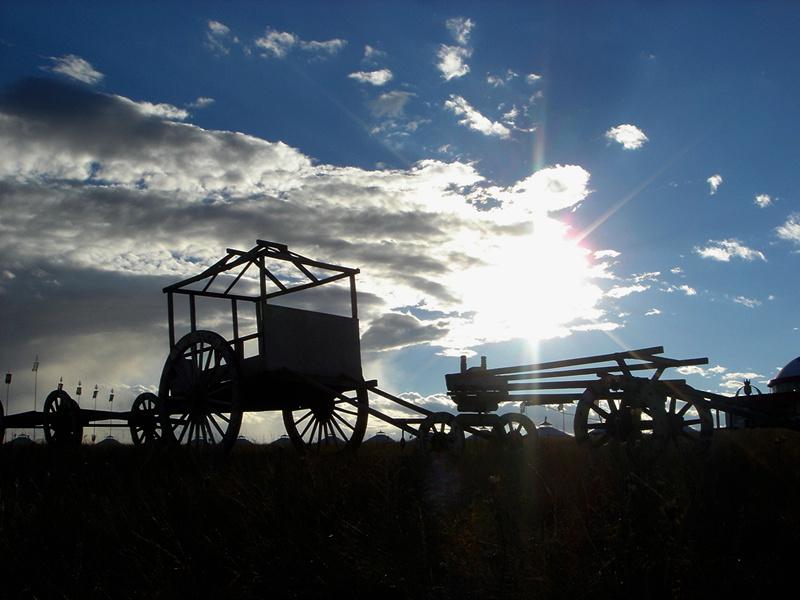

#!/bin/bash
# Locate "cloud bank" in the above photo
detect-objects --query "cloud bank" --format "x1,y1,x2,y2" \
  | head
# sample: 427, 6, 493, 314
0, 78, 608, 400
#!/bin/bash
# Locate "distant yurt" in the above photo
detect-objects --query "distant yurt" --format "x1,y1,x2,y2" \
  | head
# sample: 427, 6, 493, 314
769, 356, 800, 393
537, 417, 570, 438
365, 430, 394, 444
96, 435, 122, 446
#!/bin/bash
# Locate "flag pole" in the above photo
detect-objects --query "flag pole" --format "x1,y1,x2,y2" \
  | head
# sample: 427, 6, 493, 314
32, 356, 39, 441
4, 371, 10, 442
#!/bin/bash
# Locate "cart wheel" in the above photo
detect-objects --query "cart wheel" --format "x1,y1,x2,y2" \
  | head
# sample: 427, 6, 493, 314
43, 389, 83, 447
417, 412, 465, 455
158, 330, 243, 453
282, 387, 369, 452
664, 392, 713, 448
493, 413, 537, 448
129, 392, 161, 446
574, 379, 669, 454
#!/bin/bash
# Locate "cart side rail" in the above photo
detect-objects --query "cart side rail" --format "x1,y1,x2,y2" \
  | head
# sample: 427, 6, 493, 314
162, 240, 361, 350
446, 347, 709, 409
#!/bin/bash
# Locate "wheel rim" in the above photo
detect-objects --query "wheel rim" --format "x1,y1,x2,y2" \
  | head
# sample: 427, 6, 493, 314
282, 387, 368, 452
417, 412, 465, 455
43, 389, 83, 447
574, 382, 668, 453
129, 392, 161, 446
158, 331, 242, 453
665, 393, 713, 448
493, 413, 537, 448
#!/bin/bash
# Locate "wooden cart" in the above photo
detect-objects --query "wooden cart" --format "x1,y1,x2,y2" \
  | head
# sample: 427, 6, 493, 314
151, 239, 369, 453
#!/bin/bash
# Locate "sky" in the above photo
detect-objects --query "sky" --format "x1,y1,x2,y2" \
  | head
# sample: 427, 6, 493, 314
1, 1, 799, 442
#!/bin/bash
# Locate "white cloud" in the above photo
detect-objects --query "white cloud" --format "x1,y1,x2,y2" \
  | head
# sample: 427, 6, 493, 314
123, 98, 189, 121
444, 95, 510, 138
348, 69, 394, 86
41, 55, 104, 85
755, 193, 772, 208
731, 295, 761, 308
369, 91, 415, 117
525, 73, 542, 84
255, 28, 299, 57
187, 97, 215, 109
678, 365, 729, 378
605, 124, 648, 150
708, 174, 722, 194
721, 372, 763, 390
446, 17, 474, 45
255, 27, 346, 58
205, 20, 239, 54
363, 45, 386, 62
606, 284, 649, 298
666, 284, 697, 295
776, 213, 800, 245
208, 20, 230, 36
645, 308, 662, 316
436, 45, 472, 80
694, 239, 766, 262
300, 39, 347, 55
487, 70, 517, 87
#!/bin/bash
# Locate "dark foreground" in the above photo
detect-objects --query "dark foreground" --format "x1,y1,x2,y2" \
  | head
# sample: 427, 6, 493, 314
2, 430, 800, 599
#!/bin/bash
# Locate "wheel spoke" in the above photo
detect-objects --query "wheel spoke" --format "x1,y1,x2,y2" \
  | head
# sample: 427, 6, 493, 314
590, 403, 611, 419
178, 421, 191, 444
332, 411, 356, 431
331, 406, 359, 417
299, 414, 316, 439
330, 416, 348, 441
293, 410, 313, 427
208, 413, 226, 438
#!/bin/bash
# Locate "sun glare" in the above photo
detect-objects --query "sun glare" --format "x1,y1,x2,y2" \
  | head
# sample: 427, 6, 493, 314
443, 218, 603, 351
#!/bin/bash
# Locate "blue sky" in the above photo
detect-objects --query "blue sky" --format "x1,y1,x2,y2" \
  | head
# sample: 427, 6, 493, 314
2, 1, 799, 442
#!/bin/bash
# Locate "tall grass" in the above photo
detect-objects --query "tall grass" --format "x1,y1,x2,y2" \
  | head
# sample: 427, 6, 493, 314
2, 429, 800, 599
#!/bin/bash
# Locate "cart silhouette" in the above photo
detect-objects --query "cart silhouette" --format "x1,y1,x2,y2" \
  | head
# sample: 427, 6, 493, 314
144, 240, 369, 453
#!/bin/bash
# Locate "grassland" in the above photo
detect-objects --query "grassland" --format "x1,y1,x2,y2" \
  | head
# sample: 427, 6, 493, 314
2, 429, 800, 599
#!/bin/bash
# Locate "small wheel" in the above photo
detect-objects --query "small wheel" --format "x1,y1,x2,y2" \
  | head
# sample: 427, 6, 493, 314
158, 331, 243, 453
43, 389, 83, 447
574, 378, 669, 454
493, 413, 537, 448
665, 392, 713, 448
129, 392, 161, 446
417, 412, 465, 455
282, 387, 369, 452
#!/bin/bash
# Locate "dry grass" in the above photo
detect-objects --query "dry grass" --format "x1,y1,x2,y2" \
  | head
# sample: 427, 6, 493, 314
2, 429, 800, 599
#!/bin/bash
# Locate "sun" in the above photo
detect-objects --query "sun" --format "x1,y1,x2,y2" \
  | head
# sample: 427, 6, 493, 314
441, 217, 604, 352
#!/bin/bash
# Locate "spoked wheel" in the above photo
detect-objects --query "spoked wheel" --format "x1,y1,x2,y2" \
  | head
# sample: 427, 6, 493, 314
129, 392, 161, 446
574, 378, 669, 455
664, 391, 714, 449
43, 389, 83, 447
417, 412, 465, 455
493, 413, 537, 449
282, 387, 369, 452
158, 331, 243, 454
